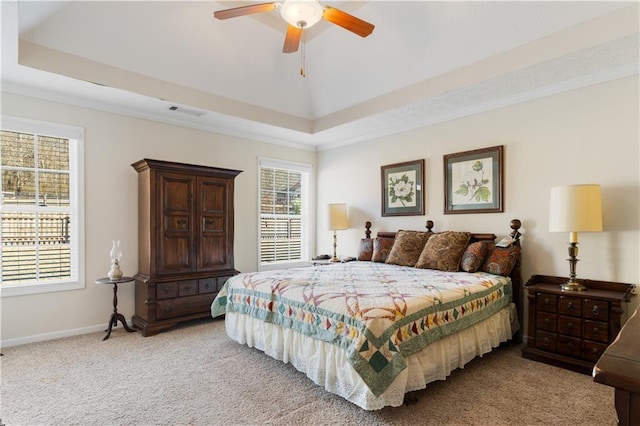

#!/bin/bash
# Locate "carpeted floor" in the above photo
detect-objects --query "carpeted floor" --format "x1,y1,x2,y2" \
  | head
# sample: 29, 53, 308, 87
0, 318, 616, 425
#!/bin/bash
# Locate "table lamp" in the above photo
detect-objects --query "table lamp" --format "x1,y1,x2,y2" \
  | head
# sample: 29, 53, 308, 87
328, 203, 348, 262
549, 184, 603, 291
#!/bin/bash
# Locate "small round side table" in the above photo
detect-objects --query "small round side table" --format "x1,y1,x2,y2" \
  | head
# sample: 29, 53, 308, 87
95, 276, 137, 341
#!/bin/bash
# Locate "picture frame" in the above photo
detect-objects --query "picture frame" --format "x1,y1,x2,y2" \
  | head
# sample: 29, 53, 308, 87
444, 145, 503, 214
381, 159, 425, 217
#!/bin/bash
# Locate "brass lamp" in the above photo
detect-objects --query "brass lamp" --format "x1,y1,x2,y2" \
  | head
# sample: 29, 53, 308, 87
328, 203, 348, 262
549, 184, 603, 291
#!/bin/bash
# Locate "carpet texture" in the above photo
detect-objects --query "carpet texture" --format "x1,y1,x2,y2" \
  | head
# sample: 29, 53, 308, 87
0, 318, 616, 425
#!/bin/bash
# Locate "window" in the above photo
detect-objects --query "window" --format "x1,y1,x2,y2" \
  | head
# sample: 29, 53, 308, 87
1, 116, 84, 297
258, 158, 312, 270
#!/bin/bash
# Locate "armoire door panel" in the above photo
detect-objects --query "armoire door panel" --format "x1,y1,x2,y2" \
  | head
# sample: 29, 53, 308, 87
158, 172, 196, 275
200, 233, 228, 270
160, 235, 193, 272
200, 179, 226, 213
161, 176, 192, 213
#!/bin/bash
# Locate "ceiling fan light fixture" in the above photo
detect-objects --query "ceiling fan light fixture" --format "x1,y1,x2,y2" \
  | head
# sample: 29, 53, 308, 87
280, 0, 323, 29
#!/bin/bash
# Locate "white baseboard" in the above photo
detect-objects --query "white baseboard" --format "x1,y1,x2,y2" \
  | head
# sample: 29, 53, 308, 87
1, 320, 135, 348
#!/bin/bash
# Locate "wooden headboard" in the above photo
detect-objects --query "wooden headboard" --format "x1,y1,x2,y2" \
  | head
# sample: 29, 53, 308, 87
363, 219, 523, 342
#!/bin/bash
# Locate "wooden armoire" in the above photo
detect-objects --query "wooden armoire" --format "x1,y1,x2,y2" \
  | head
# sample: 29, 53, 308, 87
131, 159, 242, 336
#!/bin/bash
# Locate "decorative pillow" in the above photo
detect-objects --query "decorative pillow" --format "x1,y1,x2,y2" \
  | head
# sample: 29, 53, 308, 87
372, 237, 395, 263
357, 238, 373, 261
460, 241, 489, 273
385, 230, 432, 267
415, 231, 472, 271
480, 244, 520, 276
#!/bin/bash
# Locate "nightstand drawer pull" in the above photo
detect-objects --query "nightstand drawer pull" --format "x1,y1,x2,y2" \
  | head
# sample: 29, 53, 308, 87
592, 326, 600, 333
544, 318, 551, 326
592, 306, 600, 316
567, 302, 575, 312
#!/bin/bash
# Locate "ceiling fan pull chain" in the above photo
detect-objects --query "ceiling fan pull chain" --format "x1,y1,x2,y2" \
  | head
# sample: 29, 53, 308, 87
300, 31, 306, 78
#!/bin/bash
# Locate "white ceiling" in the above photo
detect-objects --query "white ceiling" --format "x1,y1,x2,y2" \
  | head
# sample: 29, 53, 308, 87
2, 1, 639, 151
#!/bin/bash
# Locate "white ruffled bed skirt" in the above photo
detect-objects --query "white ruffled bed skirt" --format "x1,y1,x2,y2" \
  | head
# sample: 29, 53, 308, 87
224, 303, 517, 410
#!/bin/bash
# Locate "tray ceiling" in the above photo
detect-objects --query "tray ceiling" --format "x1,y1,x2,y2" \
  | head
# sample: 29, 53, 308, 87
2, 1, 638, 150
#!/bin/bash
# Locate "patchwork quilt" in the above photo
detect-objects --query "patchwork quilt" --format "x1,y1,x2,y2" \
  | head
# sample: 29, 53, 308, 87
211, 262, 512, 397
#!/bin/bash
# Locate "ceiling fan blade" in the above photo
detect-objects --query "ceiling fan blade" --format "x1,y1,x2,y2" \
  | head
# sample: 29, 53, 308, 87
322, 6, 374, 38
283, 24, 302, 53
213, 2, 278, 20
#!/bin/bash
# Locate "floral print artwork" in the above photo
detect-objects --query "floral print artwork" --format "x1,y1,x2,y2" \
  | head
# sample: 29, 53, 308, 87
451, 158, 494, 205
388, 170, 416, 207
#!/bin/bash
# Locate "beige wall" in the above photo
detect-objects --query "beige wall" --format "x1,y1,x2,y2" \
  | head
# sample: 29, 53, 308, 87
316, 76, 640, 322
0, 92, 315, 344
2, 75, 638, 345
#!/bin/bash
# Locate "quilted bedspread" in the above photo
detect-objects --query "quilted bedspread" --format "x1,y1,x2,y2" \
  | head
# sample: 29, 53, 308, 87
211, 262, 512, 397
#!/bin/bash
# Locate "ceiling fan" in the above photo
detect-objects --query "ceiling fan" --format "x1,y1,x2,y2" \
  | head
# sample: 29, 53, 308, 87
213, 1, 375, 54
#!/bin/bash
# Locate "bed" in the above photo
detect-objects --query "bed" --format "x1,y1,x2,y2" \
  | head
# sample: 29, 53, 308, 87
211, 219, 523, 410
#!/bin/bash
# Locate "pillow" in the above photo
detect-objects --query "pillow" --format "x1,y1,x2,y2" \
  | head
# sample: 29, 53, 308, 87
460, 241, 489, 273
372, 237, 395, 263
415, 231, 471, 271
357, 238, 373, 261
480, 244, 520, 276
385, 230, 432, 267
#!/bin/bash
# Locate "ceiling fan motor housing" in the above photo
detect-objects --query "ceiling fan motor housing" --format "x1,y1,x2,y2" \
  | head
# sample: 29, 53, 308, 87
280, 0, 324, 29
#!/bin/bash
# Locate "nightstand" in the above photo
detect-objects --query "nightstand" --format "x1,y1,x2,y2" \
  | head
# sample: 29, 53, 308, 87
522, 275, 634, 374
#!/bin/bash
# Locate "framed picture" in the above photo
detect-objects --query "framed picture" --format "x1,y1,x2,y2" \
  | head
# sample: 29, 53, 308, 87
444, 145, 503, 214
381, 159, 425, 217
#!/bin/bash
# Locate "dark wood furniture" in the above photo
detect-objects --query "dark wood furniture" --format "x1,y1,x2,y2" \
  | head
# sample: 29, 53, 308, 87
131, 159, 242, 336
95, 276, 137, 341
522, 275, 634, 374
593, 305, 640, 426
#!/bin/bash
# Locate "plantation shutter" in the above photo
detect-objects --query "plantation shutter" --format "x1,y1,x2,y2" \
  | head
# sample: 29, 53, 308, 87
258, 158, 310, 266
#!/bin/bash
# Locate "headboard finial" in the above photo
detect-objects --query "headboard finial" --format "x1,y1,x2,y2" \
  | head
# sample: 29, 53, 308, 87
510, 219, 522, 240
365, 221, 372, 239
426, 220, 434, 232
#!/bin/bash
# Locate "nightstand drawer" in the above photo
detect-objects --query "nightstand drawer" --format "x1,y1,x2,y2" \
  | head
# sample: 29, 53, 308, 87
558, 296, 581, 317
583, 340, 608, 362
537, 312, 557, 332
558, 335, 581, 357
536, 293, 557, 313
558, 316, 582, 337
536, 331, 557, 352
583, 299, 609, 320
583, 320, 608, 342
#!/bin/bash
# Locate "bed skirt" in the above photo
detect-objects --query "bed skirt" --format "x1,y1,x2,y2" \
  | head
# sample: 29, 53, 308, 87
224, 303, 517, 410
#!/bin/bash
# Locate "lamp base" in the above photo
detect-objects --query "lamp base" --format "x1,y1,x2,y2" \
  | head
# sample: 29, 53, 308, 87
561, 242, 586, 291
561, 279, 586, 291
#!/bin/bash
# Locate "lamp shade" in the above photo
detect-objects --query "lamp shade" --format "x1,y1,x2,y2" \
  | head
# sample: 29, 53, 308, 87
549, 184, 603, 233
328, 203, 348, 231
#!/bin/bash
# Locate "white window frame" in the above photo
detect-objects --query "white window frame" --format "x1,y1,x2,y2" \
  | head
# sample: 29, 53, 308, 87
1, 116, 85, 297
258, 157, 313, 271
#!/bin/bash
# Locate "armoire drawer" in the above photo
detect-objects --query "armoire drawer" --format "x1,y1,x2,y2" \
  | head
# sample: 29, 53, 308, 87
156, 294, 217, 320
